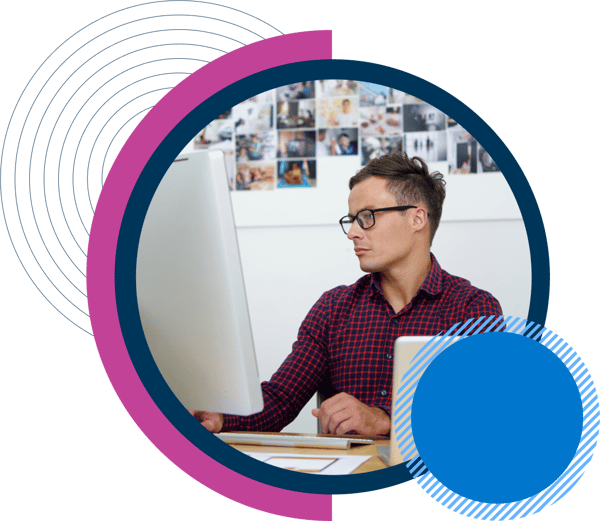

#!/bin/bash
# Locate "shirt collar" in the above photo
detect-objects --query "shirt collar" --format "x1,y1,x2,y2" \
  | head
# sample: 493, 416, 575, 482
368, 253, 443, 299
420, 253, 443, 297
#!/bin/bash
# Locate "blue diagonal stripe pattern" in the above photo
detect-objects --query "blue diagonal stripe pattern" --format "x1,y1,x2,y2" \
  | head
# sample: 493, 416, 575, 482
394, 317, 598, 519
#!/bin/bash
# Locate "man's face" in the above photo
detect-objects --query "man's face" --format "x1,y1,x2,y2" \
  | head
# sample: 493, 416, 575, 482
339, 135, 350, 148
342, 100, 350, 113
346, 177, 417, 275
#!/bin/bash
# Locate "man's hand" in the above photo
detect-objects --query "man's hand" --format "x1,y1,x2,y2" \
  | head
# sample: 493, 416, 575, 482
189, 410, 224, 433
311, 393, 390, 436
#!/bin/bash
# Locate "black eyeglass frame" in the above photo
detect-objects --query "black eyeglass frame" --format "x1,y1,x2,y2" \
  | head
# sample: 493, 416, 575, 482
339, 205, 418, 234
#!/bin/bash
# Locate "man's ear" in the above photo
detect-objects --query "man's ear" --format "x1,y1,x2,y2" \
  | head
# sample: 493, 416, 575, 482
412, 207, 428, 233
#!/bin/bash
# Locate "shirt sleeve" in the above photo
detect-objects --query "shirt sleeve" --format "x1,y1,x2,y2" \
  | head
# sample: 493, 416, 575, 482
221, 291, 331, 432
462, 290, 503, 322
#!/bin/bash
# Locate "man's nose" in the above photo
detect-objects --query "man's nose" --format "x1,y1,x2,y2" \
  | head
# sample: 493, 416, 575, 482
347, 220, 363, 239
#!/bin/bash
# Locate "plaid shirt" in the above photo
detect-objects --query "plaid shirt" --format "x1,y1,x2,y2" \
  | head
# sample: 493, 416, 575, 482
222, 254, 502, 431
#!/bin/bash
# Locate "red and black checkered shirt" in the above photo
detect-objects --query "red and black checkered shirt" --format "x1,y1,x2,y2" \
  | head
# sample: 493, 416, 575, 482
221, 254, 502, 431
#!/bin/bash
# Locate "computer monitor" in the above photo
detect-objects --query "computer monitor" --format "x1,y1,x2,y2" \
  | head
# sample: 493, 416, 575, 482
135, 149, 264, 416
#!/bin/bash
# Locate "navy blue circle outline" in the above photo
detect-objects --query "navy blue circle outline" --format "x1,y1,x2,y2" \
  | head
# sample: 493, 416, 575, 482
115, 59, 550, 495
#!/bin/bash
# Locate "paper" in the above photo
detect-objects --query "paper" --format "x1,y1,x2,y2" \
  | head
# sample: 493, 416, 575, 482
245, 452, 371, 475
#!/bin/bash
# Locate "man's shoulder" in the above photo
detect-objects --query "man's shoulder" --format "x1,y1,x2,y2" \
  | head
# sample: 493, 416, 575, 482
311, 274, 373, 313
322, 273, 372, 300
303, 275, 373, 327
440, 268, 479, 294
438, 268, 502, 314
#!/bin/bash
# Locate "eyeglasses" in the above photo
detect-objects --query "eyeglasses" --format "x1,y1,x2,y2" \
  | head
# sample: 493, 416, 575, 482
339, 206, 417, 235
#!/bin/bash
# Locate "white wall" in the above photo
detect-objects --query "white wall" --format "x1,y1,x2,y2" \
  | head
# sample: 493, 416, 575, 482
231, 157, 523, 227
236, 216, 531, 434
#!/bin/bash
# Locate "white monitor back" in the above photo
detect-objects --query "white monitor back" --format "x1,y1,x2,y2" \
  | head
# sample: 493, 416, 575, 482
390, 335, 461, 465
391, 336, 434, 465
136, 149, 264, 415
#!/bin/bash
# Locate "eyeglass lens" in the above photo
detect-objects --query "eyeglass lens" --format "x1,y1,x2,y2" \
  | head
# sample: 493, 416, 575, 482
341, 210, 375, 234
357, 210, 374, 229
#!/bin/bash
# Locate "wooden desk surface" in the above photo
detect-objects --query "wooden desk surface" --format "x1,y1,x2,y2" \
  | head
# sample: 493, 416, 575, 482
226, 433, 391, 474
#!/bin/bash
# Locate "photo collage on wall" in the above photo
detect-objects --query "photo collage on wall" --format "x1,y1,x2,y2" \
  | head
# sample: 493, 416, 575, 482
192, 80, 499, 191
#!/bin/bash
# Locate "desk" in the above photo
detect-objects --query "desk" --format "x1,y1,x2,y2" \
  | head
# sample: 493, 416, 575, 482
225, 433, 390, 474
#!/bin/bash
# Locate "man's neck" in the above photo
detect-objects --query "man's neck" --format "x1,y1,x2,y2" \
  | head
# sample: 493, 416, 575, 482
379, 250, 432, 314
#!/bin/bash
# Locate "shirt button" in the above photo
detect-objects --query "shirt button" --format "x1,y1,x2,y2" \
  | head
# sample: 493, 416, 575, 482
386, 353, 393, 360
381, 390, 387, 396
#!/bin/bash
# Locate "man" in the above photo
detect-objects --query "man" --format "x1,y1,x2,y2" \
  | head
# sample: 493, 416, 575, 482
335, 133, 357, 155
192, 153, 502, 435
316, 129, 329, 156
330, 98, 357, 127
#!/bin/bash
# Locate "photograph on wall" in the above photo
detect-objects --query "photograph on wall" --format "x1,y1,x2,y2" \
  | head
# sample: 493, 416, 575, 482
317, 97, 359, 127
360, 106, 402, 136
277, 159, 316, 188
236, 162, 276, 190
223, 152, 235, 190
447, 125, 479, 174
447, 115, 459, 128
316, 79, 359, 98
194, 119, 233, 150
215, 108, 232, 119
361, 136, 404, 165
359, 82, 388, 106
236, 132, 276, 161
478, 147, 500, 173
403, 103, 446, 132
190, 79, 504, 189
245, 90, 274, 104
277, 130, 316, 158
276, 100, 316, 129
232, 103, 273, 134
193, 119, 235, 182
316, 128, 358, 156
404, 130, 448, 163
388, 88, 423, 105
276, 81, 315, 101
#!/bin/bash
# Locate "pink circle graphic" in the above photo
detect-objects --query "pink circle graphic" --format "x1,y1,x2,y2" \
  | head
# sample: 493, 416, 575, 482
87, 31, 333, 520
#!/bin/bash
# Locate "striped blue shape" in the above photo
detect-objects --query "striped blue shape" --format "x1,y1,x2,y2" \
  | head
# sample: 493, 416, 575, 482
394, 317, 598, 519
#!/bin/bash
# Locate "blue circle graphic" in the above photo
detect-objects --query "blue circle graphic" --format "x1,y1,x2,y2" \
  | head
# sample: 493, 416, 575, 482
411, 332, 583, 503
395, 318, 598, 518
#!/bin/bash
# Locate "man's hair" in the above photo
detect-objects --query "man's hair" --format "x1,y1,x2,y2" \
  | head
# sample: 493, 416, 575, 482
349, 153, 446, 243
